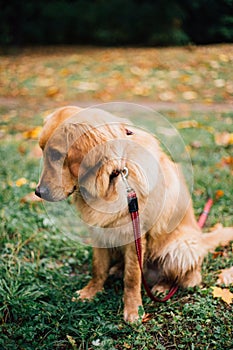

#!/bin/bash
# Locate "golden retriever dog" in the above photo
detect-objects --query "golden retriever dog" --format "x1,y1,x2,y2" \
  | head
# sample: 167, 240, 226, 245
36, 106, 233, 322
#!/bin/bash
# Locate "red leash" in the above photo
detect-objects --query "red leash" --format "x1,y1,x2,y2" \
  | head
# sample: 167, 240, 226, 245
121, 168, 213, 303
197, 198, 213, 229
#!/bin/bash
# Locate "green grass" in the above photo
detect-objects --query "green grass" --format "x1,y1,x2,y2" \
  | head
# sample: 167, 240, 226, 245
0, 110, 233, 350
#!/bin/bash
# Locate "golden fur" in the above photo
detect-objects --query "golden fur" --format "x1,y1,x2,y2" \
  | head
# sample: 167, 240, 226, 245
36, 106, 233, 322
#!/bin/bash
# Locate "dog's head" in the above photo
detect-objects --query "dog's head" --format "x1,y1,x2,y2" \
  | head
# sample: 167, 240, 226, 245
35, 106, 130, 203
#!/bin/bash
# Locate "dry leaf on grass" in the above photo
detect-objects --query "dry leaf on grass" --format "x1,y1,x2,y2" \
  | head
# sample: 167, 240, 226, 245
212, 251, 224, 259
15, 177, 28, 187
142, 313, 153, 323
66, 335, 78, 349
46, 86, 60, 97
212, 286, 233, 305
215, 189, 225, 199
175, 120, 199, 129
217, 267, 233, 286
23, 126, 42, 139
217, 156, 233, 171
215, 132, 233, 146
175, 120, 214, 133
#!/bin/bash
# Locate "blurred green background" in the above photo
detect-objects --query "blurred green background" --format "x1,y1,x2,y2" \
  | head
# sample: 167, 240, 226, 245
1, 0, 233, 46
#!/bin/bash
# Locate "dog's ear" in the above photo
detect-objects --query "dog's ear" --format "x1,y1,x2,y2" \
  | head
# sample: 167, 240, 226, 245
67, 144, 83, 178
66, 123, 109, 179
95, 158, 121, 199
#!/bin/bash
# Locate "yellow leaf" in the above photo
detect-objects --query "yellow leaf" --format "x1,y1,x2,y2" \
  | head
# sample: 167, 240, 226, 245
219, 54, 229, 62
214, 79, 225, 88
23, 126, 42, 139
212, 286, 233, 305
15, 178, 28, 187
215, 132, 233, 146
179, 74, 190, 83
66, 335, 78, 350
182, 91, 198, 100
159, 91, 175, 101
175, 120, 199, 129
46, 86, 59, 97
59, 68, 70, 77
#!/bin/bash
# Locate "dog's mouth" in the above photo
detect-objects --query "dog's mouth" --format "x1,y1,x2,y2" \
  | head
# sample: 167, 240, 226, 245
68, 185, 77, 196
35, 185, 77, 202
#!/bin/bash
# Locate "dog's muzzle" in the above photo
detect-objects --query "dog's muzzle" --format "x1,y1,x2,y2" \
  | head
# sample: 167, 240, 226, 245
35, 184, 76, 202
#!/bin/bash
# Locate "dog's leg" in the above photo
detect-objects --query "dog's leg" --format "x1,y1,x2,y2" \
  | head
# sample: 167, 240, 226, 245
74, 248, 111, 301
123, 242, 144, 323
150, 232, 204, 292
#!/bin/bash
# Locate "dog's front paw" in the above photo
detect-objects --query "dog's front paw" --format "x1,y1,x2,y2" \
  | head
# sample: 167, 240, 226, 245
72, 285, 103, 302
124, 305, 144, 323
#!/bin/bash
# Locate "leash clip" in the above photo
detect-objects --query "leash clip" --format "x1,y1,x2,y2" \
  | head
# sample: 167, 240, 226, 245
120, 167, 132, 192
120, 167, 138, 213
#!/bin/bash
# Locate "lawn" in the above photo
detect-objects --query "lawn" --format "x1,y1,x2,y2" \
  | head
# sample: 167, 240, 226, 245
0, 45, 233, 350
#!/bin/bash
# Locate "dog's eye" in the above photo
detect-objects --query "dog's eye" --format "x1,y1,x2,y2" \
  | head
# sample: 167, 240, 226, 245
49, 149, 63, 162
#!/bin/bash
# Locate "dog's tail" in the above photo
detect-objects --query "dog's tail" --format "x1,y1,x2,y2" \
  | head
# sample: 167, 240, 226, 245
202, 226, 233, 252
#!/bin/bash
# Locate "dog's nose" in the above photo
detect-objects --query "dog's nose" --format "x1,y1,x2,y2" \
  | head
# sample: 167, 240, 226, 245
35, 185, 49, 199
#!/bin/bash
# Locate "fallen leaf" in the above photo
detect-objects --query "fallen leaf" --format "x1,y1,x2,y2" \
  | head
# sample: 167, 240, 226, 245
76, 81, 99, 92
175, 120, 199, 129
217, 156, 233, 170
182, 91, 198, 100
212, 251, 224, 259
215, 132, 233, 146
219, 54, 229, 62
46, 86, 60, 97
215, 189, 224, 199
142, 313, 153, 323
15, 177, 28, 187
214, 79, 225, 88
217, 267, 233, 286
23, 126, 42, 139
66, 335, 78, 350
212, 286, 233, 305
158, 91, 175, 101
